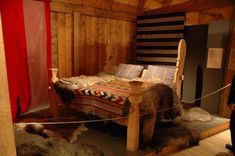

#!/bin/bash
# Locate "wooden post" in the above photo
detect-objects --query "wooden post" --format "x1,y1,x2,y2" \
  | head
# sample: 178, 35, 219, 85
0, 14, 17, 156
127, 81, 143, 152
173, 39, 186, 98
49, 68, 59, 117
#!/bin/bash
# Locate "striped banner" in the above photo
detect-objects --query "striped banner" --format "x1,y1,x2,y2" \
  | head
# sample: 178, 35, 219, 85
136, 12, 185, 66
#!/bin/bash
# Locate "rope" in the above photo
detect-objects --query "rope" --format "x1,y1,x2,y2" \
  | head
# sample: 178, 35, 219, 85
15, 112, 150, 126
182, 83, 231, 104
15, 83, 231, 126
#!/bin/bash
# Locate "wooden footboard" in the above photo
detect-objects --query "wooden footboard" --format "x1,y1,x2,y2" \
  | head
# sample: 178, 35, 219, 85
49, 80, 143, 152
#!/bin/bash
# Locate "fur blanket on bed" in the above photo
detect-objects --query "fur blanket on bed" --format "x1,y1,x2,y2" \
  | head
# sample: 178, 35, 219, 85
139, 83, 182, 144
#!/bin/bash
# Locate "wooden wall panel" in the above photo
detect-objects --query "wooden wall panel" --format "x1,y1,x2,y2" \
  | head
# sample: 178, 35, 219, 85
65, 14, 73, 77
57, 13, 66, 78
54, 13, 73, 78
79, 16, 99, 75
186, 5, 233, 25
51, 12, 58, 68
73, 12, 81, 75
97, 18, 110, 72
51, 1, 136, 77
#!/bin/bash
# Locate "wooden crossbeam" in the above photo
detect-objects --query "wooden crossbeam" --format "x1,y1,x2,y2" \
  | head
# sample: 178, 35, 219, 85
144, 0, 233, 15
51, 2, 136, 22
138, 0, 147, 15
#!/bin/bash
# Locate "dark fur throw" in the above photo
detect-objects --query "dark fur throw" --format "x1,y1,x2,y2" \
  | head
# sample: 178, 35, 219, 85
140, 83, 183, 144
147, 120, 200, 153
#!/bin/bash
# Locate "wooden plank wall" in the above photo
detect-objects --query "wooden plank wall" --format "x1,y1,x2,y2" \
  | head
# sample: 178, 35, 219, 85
50, 0, 136, 77
136, 12, 185, 66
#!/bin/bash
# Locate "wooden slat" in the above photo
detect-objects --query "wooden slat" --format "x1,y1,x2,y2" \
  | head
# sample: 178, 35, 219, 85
137, 25, 184, 31
51, 0, 138, 15
200, 122, 229, 139
137, 33, 183, 39
80, 15, 99, 75
137, 41, 178, 46
57, 13, 66, 78
0, 14, 17, 156
78, 15, 85, 74
51, 12, 58, 68
137, 57, 177, 62
137, 49, 178, 54
65, 13, 73, 77
170, 130, 231, 156
50, 2, 136, 22
144, 0, 233, 15
137, 16, 185, 24
51, 0, 82, 4
73, 12, 80, 76
97, 17, 108, 71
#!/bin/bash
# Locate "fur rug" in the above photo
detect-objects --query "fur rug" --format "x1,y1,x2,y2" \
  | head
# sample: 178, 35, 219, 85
146, 120, 200, 153
17, 138, 104, 156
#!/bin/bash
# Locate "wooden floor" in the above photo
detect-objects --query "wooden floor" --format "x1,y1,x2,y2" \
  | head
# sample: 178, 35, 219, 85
170, 129, 234, 156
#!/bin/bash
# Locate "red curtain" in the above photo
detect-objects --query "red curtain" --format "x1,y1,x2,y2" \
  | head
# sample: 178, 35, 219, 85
45, 1, 52, 83
0, 0, 51, 121
0, 0, 31, 121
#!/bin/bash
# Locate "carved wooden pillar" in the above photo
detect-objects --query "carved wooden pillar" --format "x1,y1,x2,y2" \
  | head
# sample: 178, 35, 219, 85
127, 81, 143, 152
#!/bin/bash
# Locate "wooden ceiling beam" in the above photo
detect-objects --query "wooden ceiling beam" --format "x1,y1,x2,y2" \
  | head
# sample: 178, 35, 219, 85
144, 0, 233, 15
138, 0, 147, 15
51, 0, 139, 15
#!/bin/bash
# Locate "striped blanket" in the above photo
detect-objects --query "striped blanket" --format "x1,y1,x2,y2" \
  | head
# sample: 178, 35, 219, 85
54, 79, 154, 117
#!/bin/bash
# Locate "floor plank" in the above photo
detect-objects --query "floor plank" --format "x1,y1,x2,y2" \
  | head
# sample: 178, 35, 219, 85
170, 130, 234, 156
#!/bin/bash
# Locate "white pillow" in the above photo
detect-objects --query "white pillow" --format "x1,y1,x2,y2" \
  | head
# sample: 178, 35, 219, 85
115, 64, 144, 79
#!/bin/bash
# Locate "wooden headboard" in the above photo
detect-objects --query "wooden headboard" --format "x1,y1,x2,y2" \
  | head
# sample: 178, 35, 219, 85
136, 12, 185, 66
136, 12, 186, 98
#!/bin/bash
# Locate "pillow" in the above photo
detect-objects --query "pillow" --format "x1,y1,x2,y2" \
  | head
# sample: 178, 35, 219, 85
115, 64, 144, 79
142, 65, 176, 84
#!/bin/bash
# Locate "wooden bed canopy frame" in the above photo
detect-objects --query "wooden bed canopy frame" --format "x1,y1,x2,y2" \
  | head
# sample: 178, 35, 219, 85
49, 39, 186, 152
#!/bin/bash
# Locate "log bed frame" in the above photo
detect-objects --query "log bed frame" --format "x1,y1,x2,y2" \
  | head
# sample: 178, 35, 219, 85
49, 39, 186, 152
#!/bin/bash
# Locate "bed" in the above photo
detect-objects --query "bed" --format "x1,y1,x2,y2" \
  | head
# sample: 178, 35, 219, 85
49, 39, 186, 152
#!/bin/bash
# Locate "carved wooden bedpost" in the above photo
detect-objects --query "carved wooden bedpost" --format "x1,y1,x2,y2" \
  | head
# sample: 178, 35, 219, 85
127, 80, 143, 152
49, 68, 59, 117
174, 39, 186, 99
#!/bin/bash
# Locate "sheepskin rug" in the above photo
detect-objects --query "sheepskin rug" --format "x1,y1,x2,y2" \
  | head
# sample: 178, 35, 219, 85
17, 138, 104, 156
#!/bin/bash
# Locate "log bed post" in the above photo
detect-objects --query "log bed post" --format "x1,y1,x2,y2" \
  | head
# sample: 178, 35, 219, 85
0, 14, 17, 156
127, 80, 143, 152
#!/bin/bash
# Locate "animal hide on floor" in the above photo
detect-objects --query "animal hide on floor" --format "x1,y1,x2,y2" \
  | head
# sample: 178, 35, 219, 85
17, 138, 104, 156
145, 120, 200, 153
15, 122, 88, 144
